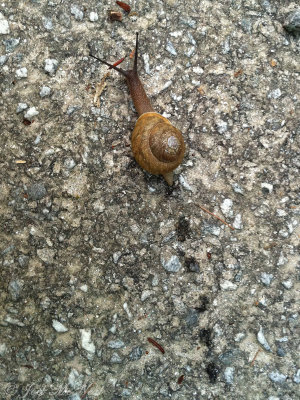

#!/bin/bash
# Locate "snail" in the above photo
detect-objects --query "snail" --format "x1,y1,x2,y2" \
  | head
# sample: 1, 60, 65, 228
90, 33, 185, 185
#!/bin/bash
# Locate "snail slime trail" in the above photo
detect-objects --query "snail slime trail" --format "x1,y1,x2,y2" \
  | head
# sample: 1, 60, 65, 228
90, 33, 185, 185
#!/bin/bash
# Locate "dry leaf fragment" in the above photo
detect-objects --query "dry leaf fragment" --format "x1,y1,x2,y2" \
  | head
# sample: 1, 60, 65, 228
108, 10, 123, 22
197, 86, 205, 95
94, 71, 111, 107
270, 59, 277, 67
234, 69, 243, 78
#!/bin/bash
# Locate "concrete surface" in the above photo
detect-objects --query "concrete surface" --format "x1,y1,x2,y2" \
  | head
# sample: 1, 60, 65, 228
0, 1, 299, 399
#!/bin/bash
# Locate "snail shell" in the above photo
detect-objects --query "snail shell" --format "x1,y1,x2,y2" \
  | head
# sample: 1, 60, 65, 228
131, 112, 185, 185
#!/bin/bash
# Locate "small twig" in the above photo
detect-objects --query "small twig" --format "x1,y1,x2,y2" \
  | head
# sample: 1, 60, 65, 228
197, 204, 235, 230
81, 382, 95, 399
250, 348, 261, 366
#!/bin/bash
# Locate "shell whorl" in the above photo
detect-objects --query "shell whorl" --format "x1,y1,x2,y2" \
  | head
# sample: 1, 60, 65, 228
131, 112, 185, 183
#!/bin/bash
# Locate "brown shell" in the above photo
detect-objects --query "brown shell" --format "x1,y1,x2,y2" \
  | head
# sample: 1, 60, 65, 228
131, 112, 185, 183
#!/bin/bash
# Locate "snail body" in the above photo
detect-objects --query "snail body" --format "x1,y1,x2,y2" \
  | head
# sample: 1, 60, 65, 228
90, 33, 185, 185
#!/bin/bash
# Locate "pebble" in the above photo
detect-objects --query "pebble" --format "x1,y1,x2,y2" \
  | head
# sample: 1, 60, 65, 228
129, 346, 143, 361
220, 280, 237, 291
276, 347, 285, 357
123, 302, 132, 319
4, 315, 25, 327
8, 279, 23, 300
221, 198, 233, 218
24, 107, 39, 121
52, 320, 68, 333
113, 251, 122, 264
261, 182, 273, 193
192, 66, 204, 74
70, 5, 84, 21
15, 67, 28, 78
42, 16, 53, 30
257, 326, 271, 351
68, 394, 81, 400
166, 41, 177, 56
281, 279, 293, 289
110, 352, 122, 363
16, 102, 28, 113
0, 12, 10, 34
68, 368, 83, 390
232, 183, 244, 194
44, 58, 58, 75
27, 182, 46, 200
89, 12, 98, 22
284, 10, 300, 33
79, 284, 88, 292
260, 272, 273, 286
40, 86, 51, 97
3, 37, 20, 52
268, 370, 287, 384
268, 88, 281, 99
18, 254, 29, 267
37, 248, 55, 263
179, 175, 193, 191
80, 329, 95, 354
185, 309, 199, 327
293, 369, 300, 384
233, 214, 243, 230
224, 367, 234, 384
0, 343, 7, 356
0, 55, 8, 65
141, 290, 153, 302
216, 120, 228, 134
161, 254, 182, 273
108, 340, 125, 349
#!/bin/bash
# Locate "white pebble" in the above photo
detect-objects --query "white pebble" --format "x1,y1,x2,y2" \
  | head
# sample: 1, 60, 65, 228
166, 41, 177, 56
40, 86, 51, 97
71, 5, 84, 21
192, 66, 204, 74
281, 279, 293, 289
44, 58, 58, 75
89, 12, 98, 22
221, 198, 233, 217
216, 120, 228, 134
16, 103, 28, 113
261, 182, 273, 193
260, 272, 273, 286
0, 12, 10, 34
257, 326, 271, 351
15, 67, 28, 78
79, 284, 88, 292
141, 290, 153, 302
24, 107, 39, 120
123, 302, 132, 319
269, 370, 287, 384
268, 88, 281, 99
224, 367, 234, 384
52, 320, 68, 333
233, 214, 243, 229
80, 329, 95, 354
220, 280, 237, 290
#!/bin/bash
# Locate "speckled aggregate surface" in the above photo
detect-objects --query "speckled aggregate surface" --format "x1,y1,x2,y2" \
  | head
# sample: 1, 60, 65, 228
0, 1, 299, 399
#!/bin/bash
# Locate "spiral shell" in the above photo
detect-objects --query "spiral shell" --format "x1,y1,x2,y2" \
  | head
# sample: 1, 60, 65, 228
131, 112, 185, 185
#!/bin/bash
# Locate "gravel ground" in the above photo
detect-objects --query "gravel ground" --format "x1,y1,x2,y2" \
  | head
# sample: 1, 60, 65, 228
0, 1, 299, 399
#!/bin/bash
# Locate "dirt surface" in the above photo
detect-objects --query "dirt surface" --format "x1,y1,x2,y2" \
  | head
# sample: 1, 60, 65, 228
0, 1, 299, 399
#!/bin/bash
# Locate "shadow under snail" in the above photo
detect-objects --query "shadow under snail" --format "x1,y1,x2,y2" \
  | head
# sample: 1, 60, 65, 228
90, 33, 185, 185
